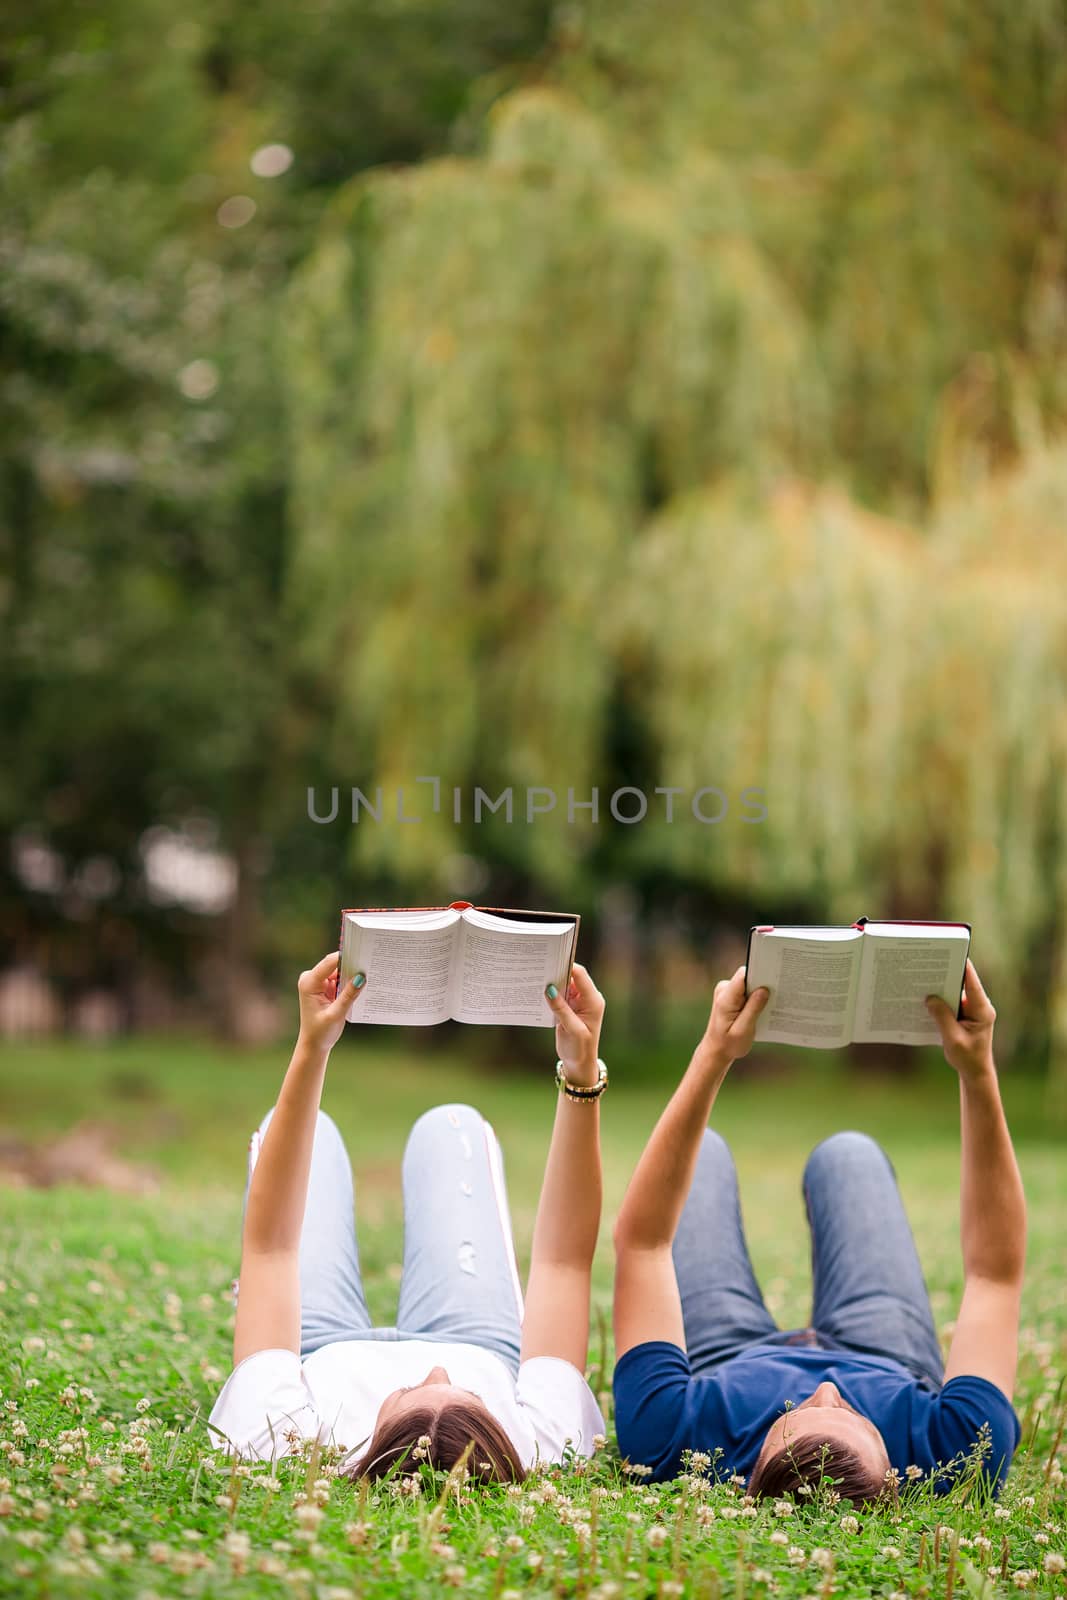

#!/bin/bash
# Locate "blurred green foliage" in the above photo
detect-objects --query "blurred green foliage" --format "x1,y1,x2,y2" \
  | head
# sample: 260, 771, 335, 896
3, 1, 1067, 1098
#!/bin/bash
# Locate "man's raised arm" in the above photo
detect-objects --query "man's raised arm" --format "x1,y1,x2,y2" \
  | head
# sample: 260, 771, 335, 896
926, 959, 1026, 1399
612, 969, 768, 1359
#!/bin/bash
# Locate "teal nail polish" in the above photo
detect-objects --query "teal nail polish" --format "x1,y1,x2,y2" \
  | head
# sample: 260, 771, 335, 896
353, 972, 366, 988
546, 983, 558, 999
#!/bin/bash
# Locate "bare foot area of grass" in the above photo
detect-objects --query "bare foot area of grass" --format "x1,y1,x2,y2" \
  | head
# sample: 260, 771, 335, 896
0, 1121, 160, 1194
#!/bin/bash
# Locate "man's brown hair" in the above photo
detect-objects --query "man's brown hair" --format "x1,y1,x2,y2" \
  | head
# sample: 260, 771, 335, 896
749, 1435, 897, 1508
340, 1401, 527, 1485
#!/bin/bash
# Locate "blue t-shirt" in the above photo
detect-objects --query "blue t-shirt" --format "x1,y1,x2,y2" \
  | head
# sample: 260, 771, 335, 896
613, 1342, 1019, 1491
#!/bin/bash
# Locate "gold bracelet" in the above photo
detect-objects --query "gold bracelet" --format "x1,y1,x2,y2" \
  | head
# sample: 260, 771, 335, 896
555, 1058, 608, 1101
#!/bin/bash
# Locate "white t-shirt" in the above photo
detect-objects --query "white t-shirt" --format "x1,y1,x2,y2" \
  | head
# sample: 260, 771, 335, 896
207, 1339, 605, 1471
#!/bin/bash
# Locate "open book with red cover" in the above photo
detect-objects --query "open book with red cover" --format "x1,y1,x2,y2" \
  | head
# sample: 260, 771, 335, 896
744, 917, 970, 1048
337, 902, 580, 1028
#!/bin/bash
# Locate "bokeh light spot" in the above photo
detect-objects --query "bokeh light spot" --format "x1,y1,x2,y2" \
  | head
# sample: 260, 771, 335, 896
250, 143, 294, 178
178, 360, 219, 401
216, 195, 256, 229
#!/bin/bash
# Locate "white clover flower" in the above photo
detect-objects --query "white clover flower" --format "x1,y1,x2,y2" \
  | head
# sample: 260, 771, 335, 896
880, 1544, 901, 1558
1043, 1553, 1065, 1575
770, 1530, 789, 1547
646, 1526, 669, 1549
294, 1503, 323, 1533
810, 1548, 834, 1570
773, 1498, 794, 1517
904, 1463, 923, 1480
1011, 1570, 1036, 1589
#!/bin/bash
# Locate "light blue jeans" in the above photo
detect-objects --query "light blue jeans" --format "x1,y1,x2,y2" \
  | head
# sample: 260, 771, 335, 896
237, 1103, 525, 1375
672, 1129, 945, 1392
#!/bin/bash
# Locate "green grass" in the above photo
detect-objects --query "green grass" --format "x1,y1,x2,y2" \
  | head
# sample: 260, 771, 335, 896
0, 1035, 1064, 1598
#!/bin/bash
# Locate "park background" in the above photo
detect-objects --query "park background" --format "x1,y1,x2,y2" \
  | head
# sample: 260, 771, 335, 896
1, 3, 1066, 1598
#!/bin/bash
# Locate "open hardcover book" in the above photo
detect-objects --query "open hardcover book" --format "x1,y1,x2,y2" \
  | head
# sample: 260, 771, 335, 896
745, 918, 971, 1048
337, 902, 580, 1028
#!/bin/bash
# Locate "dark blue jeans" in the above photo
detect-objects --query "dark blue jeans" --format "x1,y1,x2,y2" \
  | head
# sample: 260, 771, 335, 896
672, 1130, 944, 1392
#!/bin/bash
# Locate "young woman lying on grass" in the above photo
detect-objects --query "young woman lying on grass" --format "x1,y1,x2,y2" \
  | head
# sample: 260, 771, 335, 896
612, 958, 1025, 1505
207, 951, 607, 1481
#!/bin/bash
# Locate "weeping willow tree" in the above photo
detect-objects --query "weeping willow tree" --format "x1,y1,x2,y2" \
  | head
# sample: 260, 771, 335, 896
285, 47, 1067, 1093
284, 87, 818, 891
552, 0, 1067, 508
613, 456, 1067, 1086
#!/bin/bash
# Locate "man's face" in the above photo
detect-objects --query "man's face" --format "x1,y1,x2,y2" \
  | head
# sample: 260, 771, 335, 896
751, 1380, 890, 1486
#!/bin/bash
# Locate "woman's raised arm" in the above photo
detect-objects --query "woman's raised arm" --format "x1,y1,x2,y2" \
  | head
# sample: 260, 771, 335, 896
232, 952, 365, 1365
519, 963, 606, 1369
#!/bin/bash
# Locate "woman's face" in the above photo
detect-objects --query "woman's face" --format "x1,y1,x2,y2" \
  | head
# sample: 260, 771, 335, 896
375, 1365, 486, 1428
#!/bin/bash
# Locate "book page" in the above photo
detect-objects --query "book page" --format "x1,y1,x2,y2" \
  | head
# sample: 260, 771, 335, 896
748, 927, 863, 1048
340, 912, 458, 1026
347, 908, 458, 931
463, 907, 576, 939
852, 924, 969, 1045
451, 918, 571, 1028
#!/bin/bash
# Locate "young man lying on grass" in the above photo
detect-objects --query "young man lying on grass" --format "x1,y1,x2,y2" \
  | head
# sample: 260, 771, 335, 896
612, 959, 1025, 1505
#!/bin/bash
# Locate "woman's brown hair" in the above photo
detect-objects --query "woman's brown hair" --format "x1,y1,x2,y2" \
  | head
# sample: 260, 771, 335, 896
340, 1400, 527, 1485
748, 1435, 897, 1508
